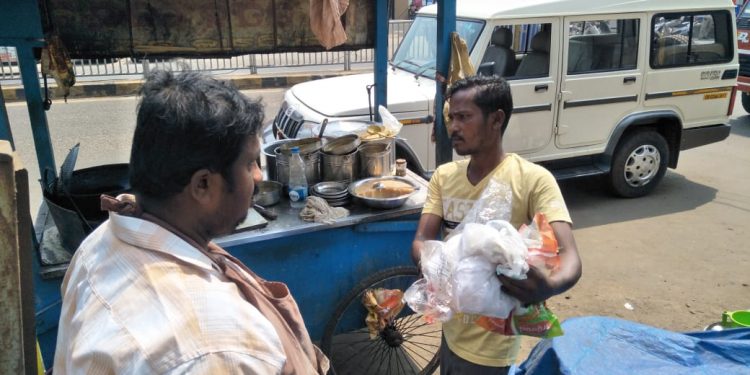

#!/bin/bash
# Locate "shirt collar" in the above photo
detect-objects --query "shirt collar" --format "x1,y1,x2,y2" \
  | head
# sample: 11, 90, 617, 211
108, 211, 218, 272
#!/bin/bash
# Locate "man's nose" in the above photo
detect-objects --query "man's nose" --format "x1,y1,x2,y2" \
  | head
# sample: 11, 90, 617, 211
448, 119, 460, 136
252, 161, 262, 183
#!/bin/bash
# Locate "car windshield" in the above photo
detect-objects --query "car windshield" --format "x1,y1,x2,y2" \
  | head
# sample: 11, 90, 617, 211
391, 16, 484, 78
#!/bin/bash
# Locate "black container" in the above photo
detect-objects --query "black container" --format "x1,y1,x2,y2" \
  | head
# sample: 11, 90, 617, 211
43, 163, 130, 251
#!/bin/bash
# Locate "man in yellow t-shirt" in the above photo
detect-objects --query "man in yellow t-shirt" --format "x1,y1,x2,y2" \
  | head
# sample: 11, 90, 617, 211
412, 75, 582, 374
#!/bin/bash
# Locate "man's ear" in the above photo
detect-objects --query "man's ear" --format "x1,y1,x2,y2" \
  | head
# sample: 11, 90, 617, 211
188, 168, 217, 203
492, 110, 506, 131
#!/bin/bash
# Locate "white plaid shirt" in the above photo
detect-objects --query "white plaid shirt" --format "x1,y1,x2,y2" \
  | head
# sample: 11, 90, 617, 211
53, 211, 286, 374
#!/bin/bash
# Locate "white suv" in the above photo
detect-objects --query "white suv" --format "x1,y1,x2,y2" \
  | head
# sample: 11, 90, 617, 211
266, 0, 737, 197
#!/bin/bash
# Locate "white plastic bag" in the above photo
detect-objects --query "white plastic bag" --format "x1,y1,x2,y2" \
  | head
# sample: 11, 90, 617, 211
403, 239, 458, 322
378, 105, 403, 136
448, 221, 528, 318
404, 180, 531, 321
452, 255, 520, 318
458, 221, 528, 279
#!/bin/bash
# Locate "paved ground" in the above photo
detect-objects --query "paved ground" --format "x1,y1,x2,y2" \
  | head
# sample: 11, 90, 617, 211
5, 86, 750, 368
519, 114, 750, 359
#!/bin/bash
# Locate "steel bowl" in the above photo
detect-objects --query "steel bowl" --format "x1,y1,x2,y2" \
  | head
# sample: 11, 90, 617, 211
253, 180, 283, 206
348, 176, 419, 209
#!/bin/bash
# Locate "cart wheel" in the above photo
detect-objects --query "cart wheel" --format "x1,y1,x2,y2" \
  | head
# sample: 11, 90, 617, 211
321, 266, 441, 375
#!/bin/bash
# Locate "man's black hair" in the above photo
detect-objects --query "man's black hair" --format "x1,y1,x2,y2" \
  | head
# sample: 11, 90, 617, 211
446, 75, 514, 134
129, 69, 264, 199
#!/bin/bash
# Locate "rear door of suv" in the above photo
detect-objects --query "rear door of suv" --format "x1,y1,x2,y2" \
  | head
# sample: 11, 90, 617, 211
555, 14, 646, 149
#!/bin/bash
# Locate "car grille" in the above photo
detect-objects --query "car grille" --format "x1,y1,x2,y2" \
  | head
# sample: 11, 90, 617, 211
740, 54, 750, 78
273, 102, 305, 138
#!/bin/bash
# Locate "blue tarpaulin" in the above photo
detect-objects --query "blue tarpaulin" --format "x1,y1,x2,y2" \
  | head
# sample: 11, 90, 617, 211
514, 316, 750, 375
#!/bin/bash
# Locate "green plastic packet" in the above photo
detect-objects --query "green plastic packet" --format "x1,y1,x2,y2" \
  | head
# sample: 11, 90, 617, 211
511, 302, 563, 338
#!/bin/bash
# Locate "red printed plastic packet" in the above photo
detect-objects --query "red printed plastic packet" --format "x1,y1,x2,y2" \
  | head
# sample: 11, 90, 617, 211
520, 213, 560, 273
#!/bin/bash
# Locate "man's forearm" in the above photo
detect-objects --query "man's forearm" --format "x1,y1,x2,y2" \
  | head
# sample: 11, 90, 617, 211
411, 239, 425, 266
549, 245, 582, 295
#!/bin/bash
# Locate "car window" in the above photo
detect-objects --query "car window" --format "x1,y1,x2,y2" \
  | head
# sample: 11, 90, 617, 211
478, 23, 552, 79
567, 18, 640, 75
651, 11, 733, 68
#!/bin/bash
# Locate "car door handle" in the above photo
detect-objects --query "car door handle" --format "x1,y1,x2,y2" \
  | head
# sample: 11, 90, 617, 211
623, 76, 637, 84
534, 84, 548, 92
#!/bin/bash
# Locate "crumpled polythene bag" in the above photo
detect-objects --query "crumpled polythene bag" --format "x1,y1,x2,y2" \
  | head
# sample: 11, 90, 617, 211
460, 221, 529, 279
452, 255, 520, 318
405, 219, 529, 320
403, 238, 458, 323
451, 221, 528, 318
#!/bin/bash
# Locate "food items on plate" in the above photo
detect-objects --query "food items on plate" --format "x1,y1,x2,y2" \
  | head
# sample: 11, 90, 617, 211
355, 179, 414, 199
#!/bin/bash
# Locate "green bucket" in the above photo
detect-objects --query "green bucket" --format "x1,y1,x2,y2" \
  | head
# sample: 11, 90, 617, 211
722, 310, 750, 328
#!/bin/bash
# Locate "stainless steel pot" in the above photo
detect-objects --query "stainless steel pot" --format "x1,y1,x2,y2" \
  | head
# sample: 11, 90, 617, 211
322, 150, 358, 182
358, 141, 392, 178
275, 148, 321, 188
263, 139, 296, 181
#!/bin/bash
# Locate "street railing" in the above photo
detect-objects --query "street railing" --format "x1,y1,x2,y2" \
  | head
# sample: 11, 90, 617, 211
0, 20, 411, 82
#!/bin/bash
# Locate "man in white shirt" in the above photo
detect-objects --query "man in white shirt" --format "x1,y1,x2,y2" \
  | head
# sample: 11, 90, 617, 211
54, 70, 325, 374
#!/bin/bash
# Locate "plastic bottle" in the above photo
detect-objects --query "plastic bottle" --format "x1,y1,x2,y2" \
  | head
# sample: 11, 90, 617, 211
288, 146, 308, 208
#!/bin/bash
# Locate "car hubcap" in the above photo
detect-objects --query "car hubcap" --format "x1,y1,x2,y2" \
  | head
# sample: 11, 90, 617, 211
623, 144, 660, 187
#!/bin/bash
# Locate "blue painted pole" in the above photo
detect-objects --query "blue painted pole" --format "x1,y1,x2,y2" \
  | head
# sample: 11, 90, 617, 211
435, 0, 456, 166
374, 0, 388, 122
17, 45, 57, 179
0, 82, 14, 149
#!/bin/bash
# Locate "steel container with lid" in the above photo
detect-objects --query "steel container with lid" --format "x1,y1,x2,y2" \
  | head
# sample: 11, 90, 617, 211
322, 149, 359, 182
275, 147, 321, 188
358, 140, 393, 178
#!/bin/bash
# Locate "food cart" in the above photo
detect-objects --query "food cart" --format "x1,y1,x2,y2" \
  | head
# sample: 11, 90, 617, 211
0, 1, 457, 373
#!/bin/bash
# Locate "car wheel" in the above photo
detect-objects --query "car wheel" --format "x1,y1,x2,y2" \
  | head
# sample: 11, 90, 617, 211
609, 130, 669, 198
742, 92, 750, 114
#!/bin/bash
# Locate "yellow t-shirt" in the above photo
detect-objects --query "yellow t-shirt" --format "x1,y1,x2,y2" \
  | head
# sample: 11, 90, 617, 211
422, 153, 571, 367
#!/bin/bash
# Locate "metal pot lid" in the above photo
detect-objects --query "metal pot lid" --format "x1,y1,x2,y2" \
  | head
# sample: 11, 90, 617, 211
322, 134, 361, 155
278, 137, 322, 155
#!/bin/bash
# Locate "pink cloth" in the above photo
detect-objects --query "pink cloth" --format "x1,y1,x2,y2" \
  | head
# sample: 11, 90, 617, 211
310, 0, 350, 50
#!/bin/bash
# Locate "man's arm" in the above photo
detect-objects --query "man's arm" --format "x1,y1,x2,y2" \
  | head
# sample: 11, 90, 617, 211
411, 213, 444, 267
499, 220, 582, 305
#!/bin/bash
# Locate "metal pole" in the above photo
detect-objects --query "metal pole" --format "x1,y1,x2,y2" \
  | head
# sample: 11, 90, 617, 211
434, 0, 456, 166
374, 0, 388, 121
249, 54, 258, 74
17, 45, 56, 179
0, 82, 15, 149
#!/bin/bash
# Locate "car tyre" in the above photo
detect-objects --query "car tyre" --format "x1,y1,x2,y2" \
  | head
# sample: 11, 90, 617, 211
609, 130, 669, 198
742, 92, 750, 114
